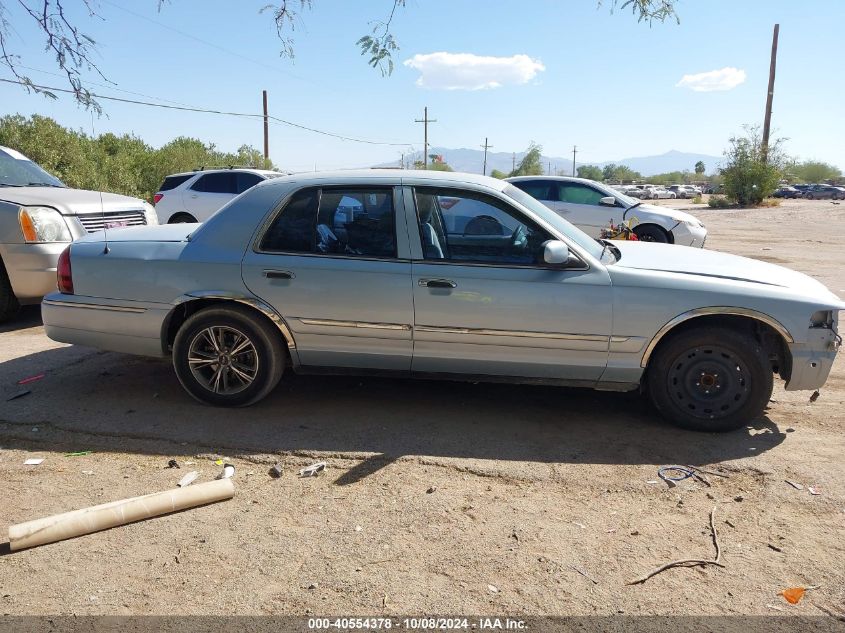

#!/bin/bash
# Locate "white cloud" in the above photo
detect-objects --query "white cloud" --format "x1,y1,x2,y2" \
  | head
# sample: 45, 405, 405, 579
403, 52, 545, 91
676, 67, 747, 92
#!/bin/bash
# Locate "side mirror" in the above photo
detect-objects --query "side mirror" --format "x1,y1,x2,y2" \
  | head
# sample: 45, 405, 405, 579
542, 240, 571, 265
599, 196, 617, 207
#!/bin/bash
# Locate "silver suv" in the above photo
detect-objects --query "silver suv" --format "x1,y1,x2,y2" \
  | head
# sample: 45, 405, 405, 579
0, 145, 157, 322
153, 167, 288, 224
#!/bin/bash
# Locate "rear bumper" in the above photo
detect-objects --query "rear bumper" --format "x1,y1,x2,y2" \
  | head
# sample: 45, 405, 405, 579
0, 242, 67, 304
42, 293, 170, 357
785, 327, 840, 391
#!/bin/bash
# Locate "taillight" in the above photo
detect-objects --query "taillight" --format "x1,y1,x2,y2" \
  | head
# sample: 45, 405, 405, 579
153, 193, 164, 204
57, 246, 73, 294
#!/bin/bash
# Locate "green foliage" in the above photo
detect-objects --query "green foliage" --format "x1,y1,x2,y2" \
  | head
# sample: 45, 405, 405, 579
719, 125, 785, 206
694, 160, 706, 175
509, 143, 544, 177
490, 169, 508, 179
601, 163, 642, 182
788, 160, 842, 184
0, 114, 275, 202
691, 194, 703, 204
707, 195, 732, 209
649, 170, 688, 185
576, 165, 604, 181
427, 162, 454, 172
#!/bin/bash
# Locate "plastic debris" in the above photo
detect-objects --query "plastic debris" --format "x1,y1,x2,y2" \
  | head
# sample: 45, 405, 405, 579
808, 486, 821, 496
269, 463, 284, 478
177, 471, 199, 488
6, 390, 31, 401
809, 390, 820, 403
779, 587, 807, 605
785, 480, 803, 490
299, 461, 326, 477
17, 374, 45, 385
24, 458, 44, 466
64, 451, 92, 457
215, 463, 235, 480
214, 459, 224, 466
82, 470, 94, 476
488, 584, 499, 594
167, 459, 180, 469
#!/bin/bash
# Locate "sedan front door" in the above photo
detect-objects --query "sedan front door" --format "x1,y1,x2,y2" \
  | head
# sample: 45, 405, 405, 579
407, 186, 612, 382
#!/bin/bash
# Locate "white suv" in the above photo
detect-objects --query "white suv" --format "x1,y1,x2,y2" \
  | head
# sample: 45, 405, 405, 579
153, 167, 288, 224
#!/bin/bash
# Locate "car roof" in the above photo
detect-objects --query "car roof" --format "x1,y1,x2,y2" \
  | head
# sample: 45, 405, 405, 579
260, 169, 510, 191
505, 175, 601, 187
165, 168, 287, 178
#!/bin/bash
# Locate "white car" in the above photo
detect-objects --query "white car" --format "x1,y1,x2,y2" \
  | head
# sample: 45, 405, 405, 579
153, 167, 288, 224
649, 186, 677, 200
507, 176, 707, 246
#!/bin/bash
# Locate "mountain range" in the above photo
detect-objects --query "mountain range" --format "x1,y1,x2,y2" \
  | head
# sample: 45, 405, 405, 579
376, 147, 723, 177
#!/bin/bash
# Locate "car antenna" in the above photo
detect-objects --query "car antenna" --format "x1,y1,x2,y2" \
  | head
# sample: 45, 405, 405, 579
91, 113, 109, 254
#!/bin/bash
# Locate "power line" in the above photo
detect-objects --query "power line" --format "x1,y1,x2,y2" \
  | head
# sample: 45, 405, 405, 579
0, 77, 414, 147
98, 0, 317, 86
481, 137, 493, 176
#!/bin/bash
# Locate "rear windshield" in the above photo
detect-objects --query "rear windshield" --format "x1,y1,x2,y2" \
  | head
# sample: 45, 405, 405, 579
158, 174, 194, 191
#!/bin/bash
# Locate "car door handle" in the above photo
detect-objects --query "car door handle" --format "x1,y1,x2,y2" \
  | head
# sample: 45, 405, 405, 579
419, 278, 456, 289
263, 270, 295, 280
190, 194, 198, 198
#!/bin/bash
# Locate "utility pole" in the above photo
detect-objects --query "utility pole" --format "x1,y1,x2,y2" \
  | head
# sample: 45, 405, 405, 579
414, 107, 437, 169
512, 152, 516, 172
262, 90, 269, 163
761, 24, 780, 162
571, 145, 577, 177
481, 137, 493, 175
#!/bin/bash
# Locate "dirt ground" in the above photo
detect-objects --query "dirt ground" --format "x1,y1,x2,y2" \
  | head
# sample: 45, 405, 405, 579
1, 198, 844, 619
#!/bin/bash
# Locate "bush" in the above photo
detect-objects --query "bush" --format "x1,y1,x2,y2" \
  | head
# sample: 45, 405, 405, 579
707, 196, 733, 209
719, 125, 785, 206
691, 195, 703, 204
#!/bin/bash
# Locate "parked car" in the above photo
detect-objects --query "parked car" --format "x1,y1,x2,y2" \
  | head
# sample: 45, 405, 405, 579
773, 186, 802, 199
702, 184, 723, 195
803, 185, 845, 200
651, 186, 677, 200
0, 145, 157, 322
507, 176, 706, 245
154, 167, 288, 224
41, 170, 842, 431
667, 185, 697, 199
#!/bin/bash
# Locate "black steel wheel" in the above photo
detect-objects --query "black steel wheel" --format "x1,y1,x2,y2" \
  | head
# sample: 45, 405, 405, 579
633, 224, 669, 243
647, 327, 772, 431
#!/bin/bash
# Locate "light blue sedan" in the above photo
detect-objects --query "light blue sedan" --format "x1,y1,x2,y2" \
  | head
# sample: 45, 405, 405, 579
42, 170, 843, 432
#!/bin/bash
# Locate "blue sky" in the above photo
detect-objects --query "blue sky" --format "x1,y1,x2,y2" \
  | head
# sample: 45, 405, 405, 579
1, 0, 843, 172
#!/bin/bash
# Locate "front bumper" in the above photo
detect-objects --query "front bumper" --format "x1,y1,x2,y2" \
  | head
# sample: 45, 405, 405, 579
785, 327, 840, 391
670, 223, 708, 248
0, 242, 68, 304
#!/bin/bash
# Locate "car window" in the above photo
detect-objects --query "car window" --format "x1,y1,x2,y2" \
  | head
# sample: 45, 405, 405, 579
511, 180, 554, 201
236, 172, 263, 194
316, 188, 396, 258
414, 187, 553, 266
158, 174, 193, 191
260, 187, 318, 252
259, 187, 397, 258
191, 172, 237, 194
557, 183, 606, 205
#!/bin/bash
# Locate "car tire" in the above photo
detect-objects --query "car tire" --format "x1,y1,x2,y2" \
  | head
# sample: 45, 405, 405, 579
172, 305, 286, 406
0, 257, 21, 323
633, 224, 669, 243
169, 213, 197, 224
647, 326, 773, 432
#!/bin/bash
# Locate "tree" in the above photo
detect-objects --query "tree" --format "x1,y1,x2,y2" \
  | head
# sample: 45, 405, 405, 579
576, 165, 604, 181
509, 143, 544, 177
0, 1, 679, 112
602, 163, 642, 183
694, 160, 706, 175
719, 125, 785, 206
789, 160, 842, 184
490, 169, 508, 179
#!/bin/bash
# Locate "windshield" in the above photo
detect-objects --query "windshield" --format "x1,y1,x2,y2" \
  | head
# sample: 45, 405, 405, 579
602, 185, 639, 206
0, 147, 66, 187
503, 184, 610, 262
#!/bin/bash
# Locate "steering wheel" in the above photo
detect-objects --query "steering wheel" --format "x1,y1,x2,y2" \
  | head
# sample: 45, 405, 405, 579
464, 214, 505, 236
